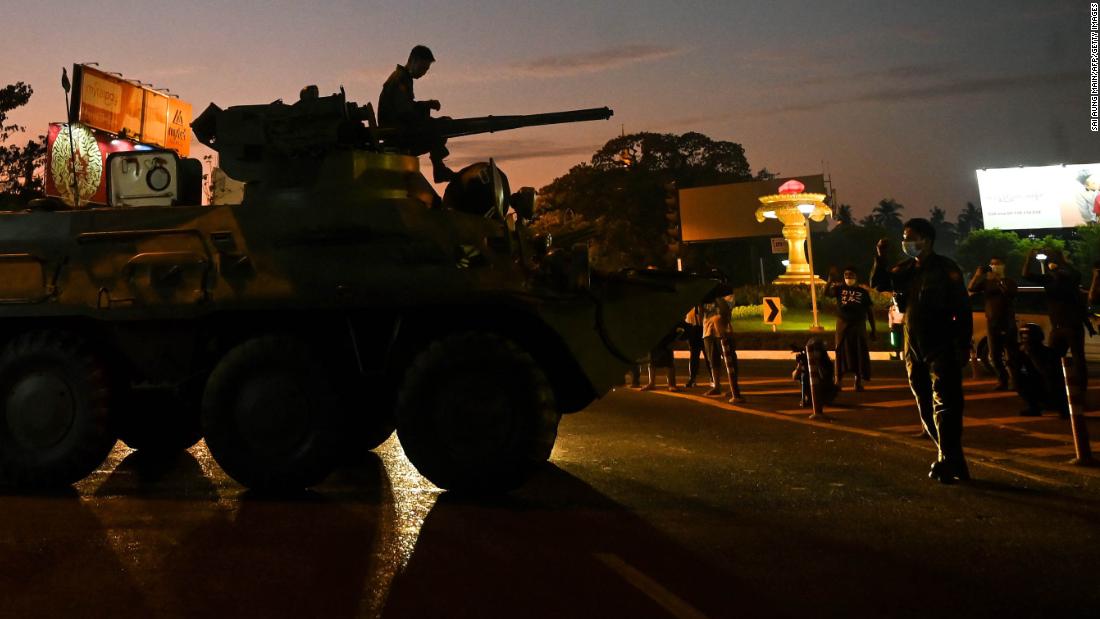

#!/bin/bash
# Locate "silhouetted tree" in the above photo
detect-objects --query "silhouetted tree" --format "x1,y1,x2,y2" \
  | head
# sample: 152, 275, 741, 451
957, 201, 984, 237
536, 131, 753, 270
929, 206, 957, 256
956, 229, 1066, 276
833, 203, 853, 226
868, 198, 905, 237
754, 167, 778, 181
589, 132, 751, 186
1068, 224, 1100, 272
0, 82, 46, 208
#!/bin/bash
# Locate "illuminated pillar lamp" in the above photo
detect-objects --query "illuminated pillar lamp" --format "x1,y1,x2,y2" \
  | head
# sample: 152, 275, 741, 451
754, 179, 831, 286
756, 179, 831, 331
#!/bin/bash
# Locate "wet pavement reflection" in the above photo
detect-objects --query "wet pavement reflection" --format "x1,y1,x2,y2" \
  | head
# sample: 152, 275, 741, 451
0, 437, 736, 619
1, 440, 437, 618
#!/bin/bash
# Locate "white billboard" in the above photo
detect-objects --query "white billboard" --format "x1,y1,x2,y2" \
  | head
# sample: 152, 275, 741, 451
976, 164, 1100, 230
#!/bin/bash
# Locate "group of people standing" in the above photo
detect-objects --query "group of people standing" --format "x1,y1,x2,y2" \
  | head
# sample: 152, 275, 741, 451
968, 247, 1097, 418
629, 216, 1098, 487
629, 293, 744, 404
870, 218, 1099, 484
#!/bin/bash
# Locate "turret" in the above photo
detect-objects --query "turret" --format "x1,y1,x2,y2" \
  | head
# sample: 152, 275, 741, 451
190, 88, 613, 195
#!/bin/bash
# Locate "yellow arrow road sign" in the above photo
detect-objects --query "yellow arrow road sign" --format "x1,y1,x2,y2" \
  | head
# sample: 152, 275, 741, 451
763, 297, 782, 324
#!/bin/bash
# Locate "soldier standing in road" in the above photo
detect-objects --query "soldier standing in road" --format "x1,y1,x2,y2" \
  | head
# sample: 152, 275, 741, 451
378, 45, 456, 183
702, 294, 745, 404
968, 256, 1020, 392
871, 218, 973, 484
826, 266, 877, 392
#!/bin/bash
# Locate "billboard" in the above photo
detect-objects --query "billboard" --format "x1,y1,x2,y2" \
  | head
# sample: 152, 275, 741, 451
679, 175, 827, 242
71, 64, 192, 156
976, 164, 1100, 230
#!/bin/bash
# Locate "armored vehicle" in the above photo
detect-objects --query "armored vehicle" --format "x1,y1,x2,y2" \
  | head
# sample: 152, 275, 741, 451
0, 88, 715, 492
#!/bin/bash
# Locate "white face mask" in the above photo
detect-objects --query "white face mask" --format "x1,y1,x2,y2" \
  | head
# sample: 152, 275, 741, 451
844, 278, 857, 286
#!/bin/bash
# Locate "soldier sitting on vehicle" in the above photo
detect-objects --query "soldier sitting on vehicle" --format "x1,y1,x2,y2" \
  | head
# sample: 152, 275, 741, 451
378, 44, 455, 183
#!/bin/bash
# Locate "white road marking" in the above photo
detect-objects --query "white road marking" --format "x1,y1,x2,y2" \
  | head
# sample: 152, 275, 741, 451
594, 553, 711, 619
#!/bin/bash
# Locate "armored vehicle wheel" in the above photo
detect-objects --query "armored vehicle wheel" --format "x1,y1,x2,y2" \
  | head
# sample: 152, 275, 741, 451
202, 336, 340, 491
396, 332, 560, 493
0, 331, 117, 488
114, 385, 203, 454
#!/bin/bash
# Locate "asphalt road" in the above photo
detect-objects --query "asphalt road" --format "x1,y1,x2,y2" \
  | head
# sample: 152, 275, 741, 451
2, 359, 1099, 619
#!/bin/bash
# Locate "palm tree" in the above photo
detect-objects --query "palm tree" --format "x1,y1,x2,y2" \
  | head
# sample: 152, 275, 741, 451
834, 203, 854, 226
929, 206, 958, 254
957, 201, 983, 237
871, 198, 905, 236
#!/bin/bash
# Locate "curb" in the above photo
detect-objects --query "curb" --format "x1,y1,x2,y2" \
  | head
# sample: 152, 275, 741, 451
673, 350, 897, 361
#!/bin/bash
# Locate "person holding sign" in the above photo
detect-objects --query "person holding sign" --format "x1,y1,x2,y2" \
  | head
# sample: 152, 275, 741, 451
826, 266, 876, 392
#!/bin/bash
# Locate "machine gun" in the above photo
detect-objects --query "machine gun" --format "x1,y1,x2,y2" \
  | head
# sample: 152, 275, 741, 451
191, 89, 612, 185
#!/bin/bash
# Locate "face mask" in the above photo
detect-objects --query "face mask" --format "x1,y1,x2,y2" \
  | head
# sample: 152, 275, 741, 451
902, 241, 922, 258
844, 278, 857, 286
990, 265, 1005, 276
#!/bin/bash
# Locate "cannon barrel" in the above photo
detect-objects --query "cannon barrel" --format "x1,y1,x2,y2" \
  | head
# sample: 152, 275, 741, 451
377, 107, 614, 141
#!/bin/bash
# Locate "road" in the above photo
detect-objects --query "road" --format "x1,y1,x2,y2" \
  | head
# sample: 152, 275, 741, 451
1, 359, 1099, 618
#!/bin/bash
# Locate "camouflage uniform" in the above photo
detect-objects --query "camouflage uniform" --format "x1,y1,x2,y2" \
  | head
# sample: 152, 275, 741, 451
872, 252, 972, 479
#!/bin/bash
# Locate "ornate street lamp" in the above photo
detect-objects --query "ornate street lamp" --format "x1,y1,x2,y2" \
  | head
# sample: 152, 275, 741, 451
755, 179, 832, 330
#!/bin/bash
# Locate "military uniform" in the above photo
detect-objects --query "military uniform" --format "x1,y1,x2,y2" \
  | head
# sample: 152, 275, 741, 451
872, 252, 972, 480
378, 65, 451, 181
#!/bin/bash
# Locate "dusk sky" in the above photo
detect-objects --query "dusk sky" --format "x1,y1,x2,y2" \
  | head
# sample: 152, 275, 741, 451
1, 0, 1094, 220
